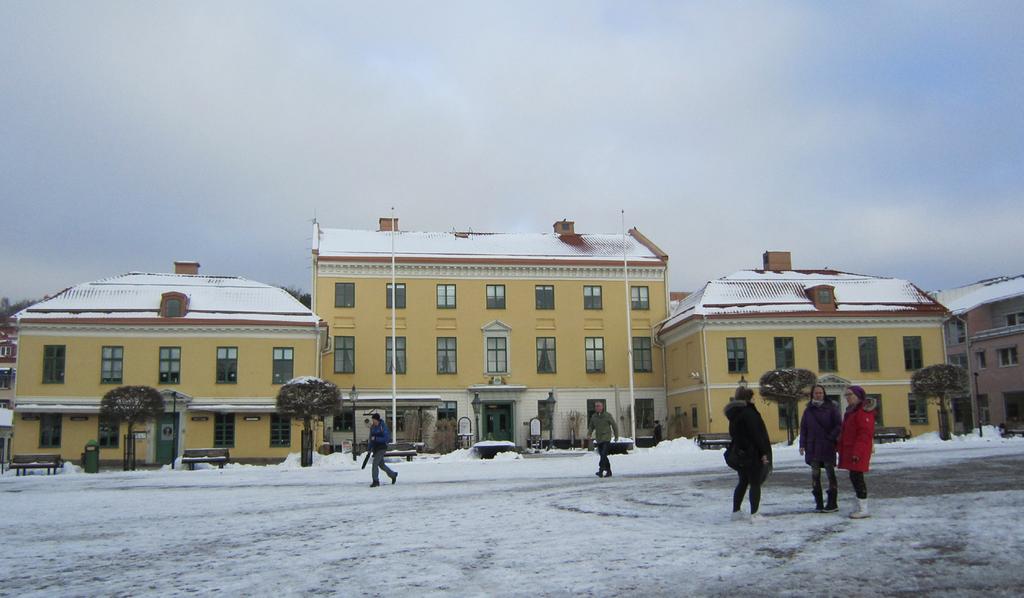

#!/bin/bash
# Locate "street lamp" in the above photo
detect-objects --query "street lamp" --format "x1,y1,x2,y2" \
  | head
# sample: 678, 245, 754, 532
471, 392, 481, 443
546, 391, 556, 451
972, 372, 982, 437
350, 385, 359, 461
171, 391, 179, 470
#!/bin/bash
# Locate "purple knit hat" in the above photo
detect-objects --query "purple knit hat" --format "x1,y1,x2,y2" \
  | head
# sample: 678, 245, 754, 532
847, 385, 867, 401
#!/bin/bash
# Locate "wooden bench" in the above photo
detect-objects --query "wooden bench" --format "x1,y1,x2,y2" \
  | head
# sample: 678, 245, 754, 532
874, 427, 910, 443
1000, 427, 1024, 438
384, 442, 418, 461
697, 433, 733, 450
180, 448, 230, 470
11, 454, 63, 476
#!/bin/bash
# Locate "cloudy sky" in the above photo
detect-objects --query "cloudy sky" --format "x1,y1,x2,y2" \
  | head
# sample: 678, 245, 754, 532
2, 2, 1021, 301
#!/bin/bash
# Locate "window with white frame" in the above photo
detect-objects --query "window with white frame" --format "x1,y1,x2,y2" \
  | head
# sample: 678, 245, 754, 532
998, 346, 1018, 367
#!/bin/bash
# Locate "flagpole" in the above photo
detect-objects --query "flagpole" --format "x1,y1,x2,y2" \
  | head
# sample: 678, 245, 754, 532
623, 210, 637, 443
390, 207, 398, 439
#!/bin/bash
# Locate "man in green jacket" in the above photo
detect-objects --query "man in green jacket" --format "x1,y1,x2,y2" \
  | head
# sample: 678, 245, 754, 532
588, 401, 619, 477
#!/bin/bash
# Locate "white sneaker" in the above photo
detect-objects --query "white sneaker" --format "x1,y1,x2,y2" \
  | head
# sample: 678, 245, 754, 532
730, 510, 746, 521
749, 513, 764, 523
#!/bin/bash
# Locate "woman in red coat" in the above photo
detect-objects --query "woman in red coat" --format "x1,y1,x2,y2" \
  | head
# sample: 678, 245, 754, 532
838, 385, 876, 519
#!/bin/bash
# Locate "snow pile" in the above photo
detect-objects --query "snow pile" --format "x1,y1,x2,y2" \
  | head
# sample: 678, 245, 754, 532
283, 376, 324, 386
473, 440, 516, 447
491, 451, 522, 461
644, 436, 704, 455
436, 448, 480, 462
276, 451, 360, 470
907, 426, 1023, 445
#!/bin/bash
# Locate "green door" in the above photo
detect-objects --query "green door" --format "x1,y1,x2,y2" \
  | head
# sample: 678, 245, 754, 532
155, 413, 179, 465
484, 404, 513, 441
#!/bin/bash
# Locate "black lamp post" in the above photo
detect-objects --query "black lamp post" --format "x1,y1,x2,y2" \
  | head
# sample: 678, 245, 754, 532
350, 385, 358, 461
972, 372, 982, 437
171, 391, 179, 469
546, 391, 556, 451
471, 392, 481, 443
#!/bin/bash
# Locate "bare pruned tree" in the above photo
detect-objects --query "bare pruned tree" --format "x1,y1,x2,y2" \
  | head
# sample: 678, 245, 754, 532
100, 385, 165, 470
759, 368, 818, 445
276, 377, 341, 466
912, 363, 968, 440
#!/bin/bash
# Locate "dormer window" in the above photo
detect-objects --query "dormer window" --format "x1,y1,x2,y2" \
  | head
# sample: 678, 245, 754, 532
808, 285, 836, 311
160, 292, 189, 318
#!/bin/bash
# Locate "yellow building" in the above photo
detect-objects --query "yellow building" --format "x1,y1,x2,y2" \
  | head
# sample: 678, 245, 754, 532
656, 252, 947, 442
313, 218, 669, 448
12, 262, 324, 465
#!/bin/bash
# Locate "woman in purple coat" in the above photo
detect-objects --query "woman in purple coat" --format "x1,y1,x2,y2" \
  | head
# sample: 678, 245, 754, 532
799, 384, 842, 512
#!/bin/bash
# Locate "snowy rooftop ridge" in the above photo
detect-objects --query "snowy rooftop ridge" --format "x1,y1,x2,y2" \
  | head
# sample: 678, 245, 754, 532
17, 272, 319, 325
660, 269, 944, 331
316, 227, 666, 263
932, 275, 1024, 315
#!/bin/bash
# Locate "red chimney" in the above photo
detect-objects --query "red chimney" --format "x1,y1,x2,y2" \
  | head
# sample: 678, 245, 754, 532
553, 219, 575, 236
762, 251, 792, 271
174, 261, 200, 275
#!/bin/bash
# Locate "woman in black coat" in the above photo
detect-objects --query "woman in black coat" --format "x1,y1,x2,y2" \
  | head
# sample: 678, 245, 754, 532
725, 386, 773, 521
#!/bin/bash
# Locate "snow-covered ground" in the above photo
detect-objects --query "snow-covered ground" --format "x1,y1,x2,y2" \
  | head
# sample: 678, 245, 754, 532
3, 431, 1023, 597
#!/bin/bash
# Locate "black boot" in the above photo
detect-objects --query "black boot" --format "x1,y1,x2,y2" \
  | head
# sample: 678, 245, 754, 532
813, 488, 824, 512
824, 489, 838, 513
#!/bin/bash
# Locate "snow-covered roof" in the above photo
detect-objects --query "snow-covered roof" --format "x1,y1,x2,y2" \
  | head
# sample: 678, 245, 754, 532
316, 227, 666, 264
932, 275, 1024, 315
660, 270, 944, 332
17, 273, 320, 326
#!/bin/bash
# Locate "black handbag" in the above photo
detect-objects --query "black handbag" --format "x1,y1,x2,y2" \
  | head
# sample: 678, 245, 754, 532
724, 443, 747, 470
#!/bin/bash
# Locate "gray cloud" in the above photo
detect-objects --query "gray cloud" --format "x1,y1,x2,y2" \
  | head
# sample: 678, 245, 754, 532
1, 1, 1021, 299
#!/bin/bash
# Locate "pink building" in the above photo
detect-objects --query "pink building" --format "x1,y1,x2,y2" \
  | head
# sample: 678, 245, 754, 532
935, 276, 1024, 430
0, 322, 16, 409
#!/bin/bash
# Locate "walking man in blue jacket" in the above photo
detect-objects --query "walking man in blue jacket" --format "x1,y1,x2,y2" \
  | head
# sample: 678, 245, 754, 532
369, 413, 397, 487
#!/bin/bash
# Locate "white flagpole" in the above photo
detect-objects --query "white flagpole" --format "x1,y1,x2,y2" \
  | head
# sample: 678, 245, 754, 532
623, 210, 637, 443
390, 207, 398, 439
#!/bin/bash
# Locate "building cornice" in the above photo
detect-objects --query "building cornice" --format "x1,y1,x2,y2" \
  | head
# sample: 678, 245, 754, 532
659, 314, 945, 344
317, 260, 666, 282
16, 322, 322, 339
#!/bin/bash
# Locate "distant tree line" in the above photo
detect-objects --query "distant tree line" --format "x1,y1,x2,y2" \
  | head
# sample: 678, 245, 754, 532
0, 297, 40, 322
278, 286, 311, 308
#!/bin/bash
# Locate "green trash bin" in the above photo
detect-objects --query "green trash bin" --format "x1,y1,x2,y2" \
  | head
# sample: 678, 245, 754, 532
83, 439, 100, 473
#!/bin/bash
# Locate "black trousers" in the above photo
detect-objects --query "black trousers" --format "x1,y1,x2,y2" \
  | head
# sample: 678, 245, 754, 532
849, 471, 868, 499
810, 461, 838, 492
596, 441, 611, 474
733, 463, 764, 514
